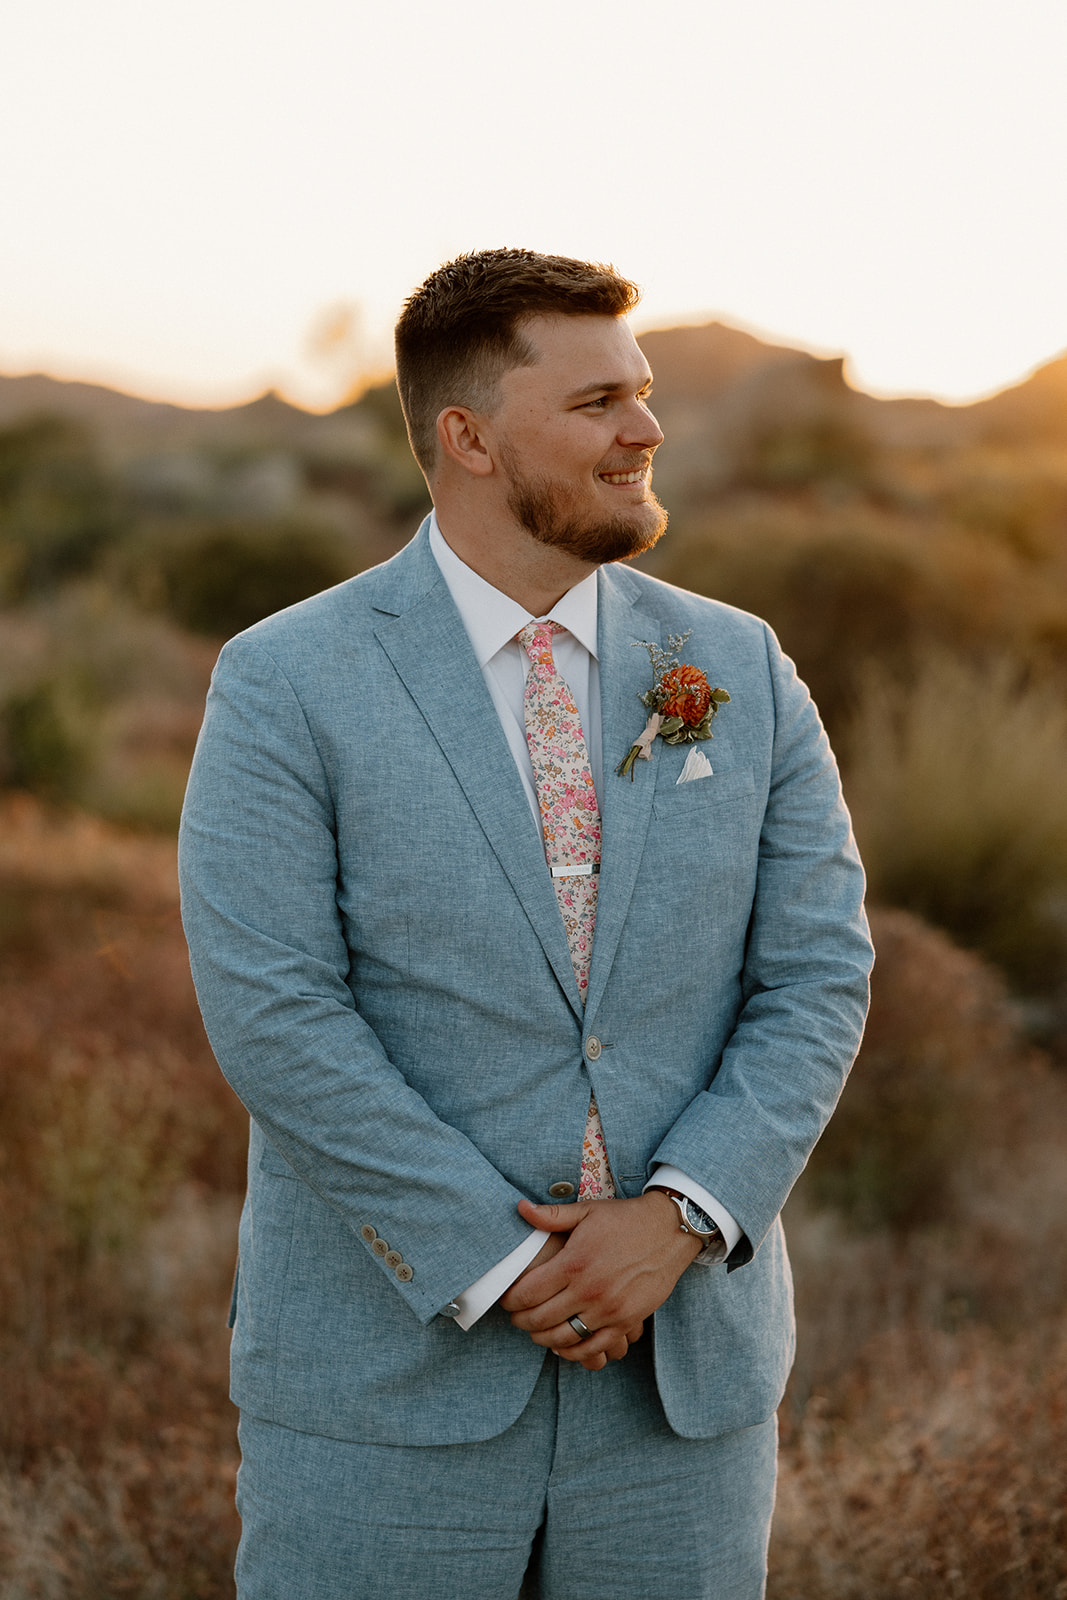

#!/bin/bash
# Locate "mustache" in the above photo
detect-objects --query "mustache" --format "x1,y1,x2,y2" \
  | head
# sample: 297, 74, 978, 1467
598, 454, 654, 475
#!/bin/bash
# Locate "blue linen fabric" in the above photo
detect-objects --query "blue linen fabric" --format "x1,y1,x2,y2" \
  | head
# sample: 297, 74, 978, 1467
177, 518, 873, 1449
234, 1340, 778, 1600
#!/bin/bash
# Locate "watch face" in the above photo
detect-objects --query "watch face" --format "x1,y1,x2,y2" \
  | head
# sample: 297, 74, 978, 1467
683, 1200, 718, 1237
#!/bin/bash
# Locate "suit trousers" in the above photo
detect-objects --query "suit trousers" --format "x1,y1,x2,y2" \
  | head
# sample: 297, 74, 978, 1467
234, 1333, 777, 1600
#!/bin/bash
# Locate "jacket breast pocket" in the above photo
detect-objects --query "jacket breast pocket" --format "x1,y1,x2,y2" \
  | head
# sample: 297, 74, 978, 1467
651, 764, 756, 817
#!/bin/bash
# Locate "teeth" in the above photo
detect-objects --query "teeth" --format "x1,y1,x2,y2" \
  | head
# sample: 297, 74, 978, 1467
601, 470, 646, 485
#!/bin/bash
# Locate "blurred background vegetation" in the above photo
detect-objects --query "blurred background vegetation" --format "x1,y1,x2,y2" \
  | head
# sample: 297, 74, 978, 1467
2, 324, 1066, 1595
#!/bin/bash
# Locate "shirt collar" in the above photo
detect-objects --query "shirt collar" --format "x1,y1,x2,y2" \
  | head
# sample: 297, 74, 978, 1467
428, 509, 599, 665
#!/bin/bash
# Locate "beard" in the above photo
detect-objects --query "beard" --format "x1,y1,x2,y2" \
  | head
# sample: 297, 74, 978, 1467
502, 452, 669, 565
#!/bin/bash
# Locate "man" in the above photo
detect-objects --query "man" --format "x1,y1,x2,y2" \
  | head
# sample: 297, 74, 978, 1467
178, 248, 872, 1599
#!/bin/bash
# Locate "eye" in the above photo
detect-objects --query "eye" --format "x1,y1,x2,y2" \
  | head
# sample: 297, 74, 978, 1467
582, 396, 610, 410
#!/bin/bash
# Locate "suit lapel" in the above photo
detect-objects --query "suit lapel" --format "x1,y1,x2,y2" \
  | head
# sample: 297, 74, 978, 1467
372, 529, 585, 1017
584, 565, 663, 1020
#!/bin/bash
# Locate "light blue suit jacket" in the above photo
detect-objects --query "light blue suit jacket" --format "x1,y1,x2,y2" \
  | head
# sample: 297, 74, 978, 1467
178, 520, 872, 1446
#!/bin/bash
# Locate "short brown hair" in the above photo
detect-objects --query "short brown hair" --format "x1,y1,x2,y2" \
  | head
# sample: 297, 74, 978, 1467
394, 248, 640, 474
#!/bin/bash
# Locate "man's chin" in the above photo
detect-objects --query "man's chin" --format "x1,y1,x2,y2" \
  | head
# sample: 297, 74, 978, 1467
604, 503, 670, 564
521, 497, 669, 566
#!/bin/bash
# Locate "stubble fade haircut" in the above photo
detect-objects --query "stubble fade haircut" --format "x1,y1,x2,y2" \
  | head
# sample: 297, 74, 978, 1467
394, 248, 640, 477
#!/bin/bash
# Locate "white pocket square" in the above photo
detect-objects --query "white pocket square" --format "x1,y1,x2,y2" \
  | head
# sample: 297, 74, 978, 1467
676, 749, 714, 784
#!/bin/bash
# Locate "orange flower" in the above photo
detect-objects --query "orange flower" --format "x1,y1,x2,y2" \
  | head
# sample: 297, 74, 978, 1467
658, 664, 713, 725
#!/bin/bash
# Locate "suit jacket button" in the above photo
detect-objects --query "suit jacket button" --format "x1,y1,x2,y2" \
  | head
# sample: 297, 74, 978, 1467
395, 1263, 414, 1282
384, 1250, 403, 1269
360, 1224, 377, 1243
371, 1238, 389, 1257
585, 1036, 602, 1060
548, 1181, 575, 1198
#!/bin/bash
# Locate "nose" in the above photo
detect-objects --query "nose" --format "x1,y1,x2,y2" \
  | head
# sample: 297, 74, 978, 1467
619, 396, 664, 451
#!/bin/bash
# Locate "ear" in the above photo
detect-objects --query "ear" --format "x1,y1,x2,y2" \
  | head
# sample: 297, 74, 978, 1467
436, 406, 495, 477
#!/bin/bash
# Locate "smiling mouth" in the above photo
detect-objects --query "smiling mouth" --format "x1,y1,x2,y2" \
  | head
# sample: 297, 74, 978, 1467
599, 468, 649, 486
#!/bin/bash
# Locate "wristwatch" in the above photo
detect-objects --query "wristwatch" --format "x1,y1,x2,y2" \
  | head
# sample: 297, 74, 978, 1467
650, 1186, 729, 1265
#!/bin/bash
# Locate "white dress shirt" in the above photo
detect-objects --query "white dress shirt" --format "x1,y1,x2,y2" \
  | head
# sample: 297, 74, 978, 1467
427, 512, 741, 1328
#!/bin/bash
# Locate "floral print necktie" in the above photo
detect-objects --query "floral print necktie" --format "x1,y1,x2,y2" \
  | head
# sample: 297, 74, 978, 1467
519, 621, 614, 1200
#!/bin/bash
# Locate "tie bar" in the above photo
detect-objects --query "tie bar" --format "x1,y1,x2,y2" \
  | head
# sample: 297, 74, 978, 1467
550, 863, 601, 879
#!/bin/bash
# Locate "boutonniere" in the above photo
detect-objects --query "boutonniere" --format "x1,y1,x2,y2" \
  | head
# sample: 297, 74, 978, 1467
616, 631, 730, 780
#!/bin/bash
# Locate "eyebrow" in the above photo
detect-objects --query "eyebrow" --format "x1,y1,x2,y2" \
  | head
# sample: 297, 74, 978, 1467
565, 376, 654, 401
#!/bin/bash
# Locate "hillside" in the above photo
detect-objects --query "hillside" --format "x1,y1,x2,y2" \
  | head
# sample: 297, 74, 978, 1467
4, 321, 1066, 467
5, 325, 1063, 543
0, 374, 318, 457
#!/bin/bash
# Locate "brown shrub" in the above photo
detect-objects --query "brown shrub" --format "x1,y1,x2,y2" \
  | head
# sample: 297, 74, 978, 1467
771, 1320, 1067, 1599
0, 798, 244, 1594
0, 587, 216, 823
649, 498, 1044, 739
778, 912, 1067, 1595
803, 906, 1036, 1232
844, 651, 1067, 992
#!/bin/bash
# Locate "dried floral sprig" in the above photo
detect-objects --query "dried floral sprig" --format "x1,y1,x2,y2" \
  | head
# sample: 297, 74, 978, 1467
616, 631, 730, 779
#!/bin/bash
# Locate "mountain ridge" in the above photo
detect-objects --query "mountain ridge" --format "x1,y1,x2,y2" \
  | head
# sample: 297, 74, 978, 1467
3, 322, 1065, 452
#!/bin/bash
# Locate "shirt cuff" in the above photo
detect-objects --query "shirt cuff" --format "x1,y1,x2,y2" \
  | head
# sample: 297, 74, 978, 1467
644, 1165, 743, 1259
452, 1229, 549, 1331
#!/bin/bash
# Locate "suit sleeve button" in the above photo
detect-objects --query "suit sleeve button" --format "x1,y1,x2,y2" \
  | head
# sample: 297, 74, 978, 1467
371, 1238, 389, 1257
384, 1250, 403, 1269
548, 1181, 575, 1198
360, 1225, 377, 1243
585, 1036, 602, 1060
395, 1263, 414, 1282
442, 1301, 461, 1317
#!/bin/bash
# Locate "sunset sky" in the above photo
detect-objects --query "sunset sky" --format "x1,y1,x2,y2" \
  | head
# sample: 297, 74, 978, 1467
4, 0, 1066, 411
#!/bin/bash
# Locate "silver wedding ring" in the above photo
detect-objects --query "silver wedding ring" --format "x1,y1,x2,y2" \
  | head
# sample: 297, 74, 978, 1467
568, 1315, 593, 1339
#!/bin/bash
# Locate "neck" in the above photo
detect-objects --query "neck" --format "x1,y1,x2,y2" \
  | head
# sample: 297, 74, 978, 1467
433, 509, 597, 616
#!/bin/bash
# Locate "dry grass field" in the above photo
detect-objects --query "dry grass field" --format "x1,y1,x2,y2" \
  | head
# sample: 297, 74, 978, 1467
1, 798, 1064, 1596
0, 798, 243, 1596
3, 338, 1067, 1592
